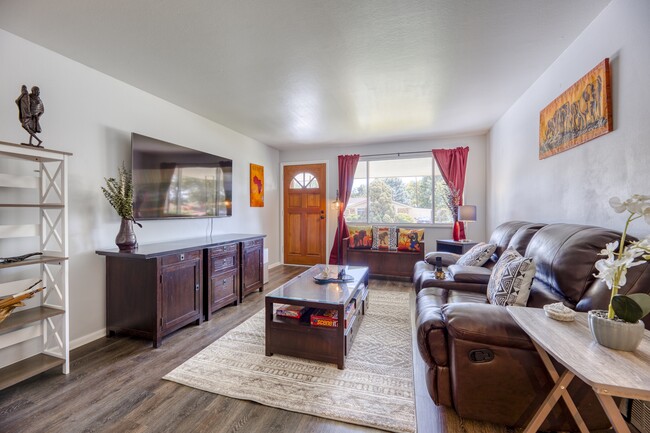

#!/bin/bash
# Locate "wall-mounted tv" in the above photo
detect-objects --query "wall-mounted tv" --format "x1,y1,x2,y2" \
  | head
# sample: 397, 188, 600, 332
132, 133, 232, 219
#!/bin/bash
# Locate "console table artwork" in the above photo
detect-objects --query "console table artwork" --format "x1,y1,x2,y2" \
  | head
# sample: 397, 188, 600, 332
96, 234, 264, 347
507, 307, 650, 433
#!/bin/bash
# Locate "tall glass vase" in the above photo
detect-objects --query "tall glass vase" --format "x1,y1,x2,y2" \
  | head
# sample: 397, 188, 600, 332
452, 220, 461, 241
115, 218, 137, 251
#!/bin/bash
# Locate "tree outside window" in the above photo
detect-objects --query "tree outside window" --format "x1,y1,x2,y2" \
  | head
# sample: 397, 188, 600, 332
344, 157, 452, 225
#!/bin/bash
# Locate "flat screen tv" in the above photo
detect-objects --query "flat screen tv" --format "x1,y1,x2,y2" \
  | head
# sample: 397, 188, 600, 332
132, 133, 232, 219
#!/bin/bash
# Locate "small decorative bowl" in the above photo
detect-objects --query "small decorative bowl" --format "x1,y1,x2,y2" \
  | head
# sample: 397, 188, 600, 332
543, 302, 576, 322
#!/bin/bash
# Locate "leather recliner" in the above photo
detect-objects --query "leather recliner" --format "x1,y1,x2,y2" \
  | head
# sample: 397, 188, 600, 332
415, 223, 650, 431
413, 221, 546, 294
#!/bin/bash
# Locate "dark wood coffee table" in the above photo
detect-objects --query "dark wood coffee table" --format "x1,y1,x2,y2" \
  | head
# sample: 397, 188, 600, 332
265, 265, 369, 369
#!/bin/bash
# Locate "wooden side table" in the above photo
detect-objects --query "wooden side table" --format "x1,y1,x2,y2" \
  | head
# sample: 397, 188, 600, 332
435, 239, 478, 254
507, 307, 650, 433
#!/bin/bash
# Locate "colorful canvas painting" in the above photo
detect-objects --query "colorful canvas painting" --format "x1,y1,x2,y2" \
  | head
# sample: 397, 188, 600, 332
539, 59, 612, 159
250, 163, 264, 207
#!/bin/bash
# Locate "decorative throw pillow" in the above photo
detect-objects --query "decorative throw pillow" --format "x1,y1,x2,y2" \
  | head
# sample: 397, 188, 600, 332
487, 248, 536, 307
397, 228, 425, 252
372, 226, 397, 250
425, 251, 460, 267
347, 225, 372, 249
456, 242, 497, 267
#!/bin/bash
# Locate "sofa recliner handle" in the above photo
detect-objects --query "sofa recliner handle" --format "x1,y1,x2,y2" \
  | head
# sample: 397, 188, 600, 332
468, 348, 494, 363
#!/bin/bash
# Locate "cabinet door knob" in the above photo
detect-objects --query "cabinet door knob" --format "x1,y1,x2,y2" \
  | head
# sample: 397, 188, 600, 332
195, 284, 199, 291
223, 279, 227, 284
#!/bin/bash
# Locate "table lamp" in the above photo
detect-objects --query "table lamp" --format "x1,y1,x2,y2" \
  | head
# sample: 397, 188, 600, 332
458, 205, 477, 242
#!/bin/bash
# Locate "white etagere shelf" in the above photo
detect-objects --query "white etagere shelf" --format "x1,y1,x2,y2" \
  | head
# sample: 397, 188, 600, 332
0, 140, 71, 391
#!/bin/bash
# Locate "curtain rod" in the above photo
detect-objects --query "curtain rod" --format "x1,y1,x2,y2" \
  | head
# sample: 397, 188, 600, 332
359, 150, 431, 158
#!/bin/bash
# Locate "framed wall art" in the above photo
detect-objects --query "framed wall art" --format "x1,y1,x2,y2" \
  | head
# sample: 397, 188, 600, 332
539, 58, 612, 159
250, 163, 264, 207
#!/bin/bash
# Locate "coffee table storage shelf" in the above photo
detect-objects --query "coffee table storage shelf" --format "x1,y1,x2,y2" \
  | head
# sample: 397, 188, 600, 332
265, 266, 369, 369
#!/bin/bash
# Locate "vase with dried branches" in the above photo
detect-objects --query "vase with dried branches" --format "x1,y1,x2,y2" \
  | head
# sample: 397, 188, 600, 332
101, 163, 142, 251
442, 187, 461, 241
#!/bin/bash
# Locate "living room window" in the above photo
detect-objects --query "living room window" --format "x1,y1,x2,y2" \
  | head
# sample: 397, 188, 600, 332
345, 156, 452, 225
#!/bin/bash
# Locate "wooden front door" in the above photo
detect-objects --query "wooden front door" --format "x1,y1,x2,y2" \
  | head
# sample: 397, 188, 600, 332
283, 164, 327, 265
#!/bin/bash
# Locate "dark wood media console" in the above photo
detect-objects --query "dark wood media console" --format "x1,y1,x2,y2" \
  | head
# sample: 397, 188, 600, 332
96, 234, 264, 347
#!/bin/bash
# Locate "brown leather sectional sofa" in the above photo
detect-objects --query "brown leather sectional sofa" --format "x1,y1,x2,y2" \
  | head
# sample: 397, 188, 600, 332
415, 222, 650, 431
413, 221, 545, 293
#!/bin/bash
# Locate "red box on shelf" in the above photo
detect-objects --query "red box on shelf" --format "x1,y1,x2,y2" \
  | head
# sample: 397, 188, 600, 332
276, 304, 307, 319
310, 303, 355, 328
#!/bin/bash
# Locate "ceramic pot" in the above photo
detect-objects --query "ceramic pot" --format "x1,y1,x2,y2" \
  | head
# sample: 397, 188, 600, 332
115, 218, 137, 251
588, 310, 644, 352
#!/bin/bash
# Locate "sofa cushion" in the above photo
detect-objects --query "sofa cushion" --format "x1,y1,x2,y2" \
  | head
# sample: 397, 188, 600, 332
487, 248, 536, 306
397, 228, 424, 252
347, 225, 372, 249
524, 224, 623, 308
456, 242, 496, 266
424, 251, 460, 266
506, 223, 547, 256
372, 226, 397, 250
448, 265, 492, 284
442, 303, 534, 350
487, 221, 533, 259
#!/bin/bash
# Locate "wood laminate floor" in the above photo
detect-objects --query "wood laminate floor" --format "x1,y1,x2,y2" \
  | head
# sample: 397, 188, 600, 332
0, 265, 511, 433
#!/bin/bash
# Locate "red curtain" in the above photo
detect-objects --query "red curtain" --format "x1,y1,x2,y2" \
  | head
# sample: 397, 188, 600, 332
329, 154, 360, 264
432, 147, 470, 239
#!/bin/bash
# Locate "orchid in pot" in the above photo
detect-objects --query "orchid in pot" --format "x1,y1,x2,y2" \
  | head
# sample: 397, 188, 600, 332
591, 194, 650, 351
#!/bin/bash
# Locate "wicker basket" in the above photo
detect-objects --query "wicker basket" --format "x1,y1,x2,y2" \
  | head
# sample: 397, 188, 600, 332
0, 301, 25, 324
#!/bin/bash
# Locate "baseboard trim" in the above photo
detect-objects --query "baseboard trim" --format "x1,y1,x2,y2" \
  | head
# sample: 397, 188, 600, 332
70, 329, 106, 350
269, 261, 282, 269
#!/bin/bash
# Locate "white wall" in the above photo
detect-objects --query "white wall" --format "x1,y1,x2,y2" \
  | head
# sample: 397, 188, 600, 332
0, 29, 280, 347
488, 0, 650, 238
279, 134, 488, 257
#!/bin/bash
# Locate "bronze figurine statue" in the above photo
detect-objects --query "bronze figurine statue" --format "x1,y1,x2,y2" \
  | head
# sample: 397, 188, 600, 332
15, 85, 44, 147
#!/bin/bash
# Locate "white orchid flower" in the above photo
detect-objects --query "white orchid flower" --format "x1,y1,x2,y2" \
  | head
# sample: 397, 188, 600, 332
608, 197, 627, 213
594, 258, 618, 289
599, 241, 618, 257
595, 194, 650, 321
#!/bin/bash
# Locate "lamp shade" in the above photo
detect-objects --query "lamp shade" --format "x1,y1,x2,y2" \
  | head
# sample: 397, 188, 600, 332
458, 205, 477, 222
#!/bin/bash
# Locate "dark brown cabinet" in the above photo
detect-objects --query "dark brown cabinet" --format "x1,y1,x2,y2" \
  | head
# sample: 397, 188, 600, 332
241, 237, 263, 301
97, 234, 265, 346
206, 242, 239, 319
160, 251, 202, 332
104, 249, 203, 348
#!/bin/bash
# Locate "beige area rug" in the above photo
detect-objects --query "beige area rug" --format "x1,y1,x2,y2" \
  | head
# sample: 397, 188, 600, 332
164, 290, 416, 433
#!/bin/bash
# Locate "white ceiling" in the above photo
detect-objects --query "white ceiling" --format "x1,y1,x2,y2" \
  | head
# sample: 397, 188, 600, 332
0, 0, 611, 150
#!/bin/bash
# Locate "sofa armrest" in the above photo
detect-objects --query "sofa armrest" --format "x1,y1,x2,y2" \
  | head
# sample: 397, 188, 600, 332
448, 265, 492, 284
425, 251, 461, 266
442, 303, 535, 350
416, 291, 449, 368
